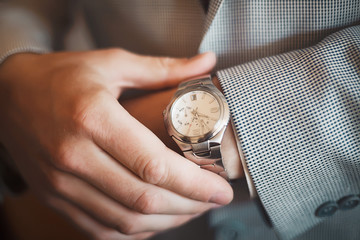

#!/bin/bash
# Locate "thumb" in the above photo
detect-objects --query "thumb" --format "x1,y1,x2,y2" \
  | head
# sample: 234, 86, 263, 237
103, 49, 217, 89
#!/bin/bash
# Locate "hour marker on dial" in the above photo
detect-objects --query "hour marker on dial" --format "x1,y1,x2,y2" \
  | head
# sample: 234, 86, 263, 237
210, 107, 219, 113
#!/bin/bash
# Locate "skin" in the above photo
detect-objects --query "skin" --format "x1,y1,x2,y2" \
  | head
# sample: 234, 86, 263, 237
0, 49, 240, 240
0, 49, 233, 239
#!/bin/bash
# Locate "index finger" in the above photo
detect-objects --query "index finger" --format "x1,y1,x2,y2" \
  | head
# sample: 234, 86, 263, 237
92, 95, 233, 205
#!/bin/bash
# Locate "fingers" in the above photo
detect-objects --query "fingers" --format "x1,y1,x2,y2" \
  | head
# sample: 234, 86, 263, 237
84, 94, 233, 205
1, 49, 220, 240
122, 51, 217, 88
47, 197, 155, 240
51, 136, 218, 215
46, 166, 196, 234
95, 49, 216, 89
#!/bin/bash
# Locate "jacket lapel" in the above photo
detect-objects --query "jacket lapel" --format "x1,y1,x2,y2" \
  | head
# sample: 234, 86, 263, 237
199, 0, 225, 52
199, 0, 225, 47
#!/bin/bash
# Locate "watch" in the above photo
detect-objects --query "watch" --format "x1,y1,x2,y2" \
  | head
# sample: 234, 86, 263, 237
163, 75, 230, 179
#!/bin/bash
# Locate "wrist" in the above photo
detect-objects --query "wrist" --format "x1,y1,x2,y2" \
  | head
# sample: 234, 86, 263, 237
0, 52, 40, 69
0, 53, 41, 89
211, 75, 223, 91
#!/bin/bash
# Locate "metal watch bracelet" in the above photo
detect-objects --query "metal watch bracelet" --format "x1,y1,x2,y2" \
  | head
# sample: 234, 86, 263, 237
173, 75, 229, 180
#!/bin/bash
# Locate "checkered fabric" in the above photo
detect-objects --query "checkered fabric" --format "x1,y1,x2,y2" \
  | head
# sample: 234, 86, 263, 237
1, 0, 360, 239
217, 25, 360, 239
200, 0, 360, 70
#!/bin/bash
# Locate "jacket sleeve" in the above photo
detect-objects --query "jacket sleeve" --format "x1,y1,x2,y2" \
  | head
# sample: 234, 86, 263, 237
217, 25, 360, 239
0, 0, 72, 64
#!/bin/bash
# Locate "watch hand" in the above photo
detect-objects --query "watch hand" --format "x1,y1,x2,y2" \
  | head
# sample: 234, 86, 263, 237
200, 121, 204, 135
197, 111, 218, 121
186, 123, 192, 135
186, 115, 196, 135
200, 119, 211, 131
197, 112, 209, 118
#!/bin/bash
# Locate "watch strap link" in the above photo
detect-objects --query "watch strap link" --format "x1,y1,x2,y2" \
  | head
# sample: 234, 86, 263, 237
178, 75, 213, 90
169, 74, 230, 180
182, 141, 228, 179
175, 70, 230, 179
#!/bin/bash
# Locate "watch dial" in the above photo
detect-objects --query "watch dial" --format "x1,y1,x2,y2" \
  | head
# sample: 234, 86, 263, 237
171, 90, 221, 137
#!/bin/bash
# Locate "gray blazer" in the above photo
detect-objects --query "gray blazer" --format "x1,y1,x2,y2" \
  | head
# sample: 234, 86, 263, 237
0, 0, 359, 239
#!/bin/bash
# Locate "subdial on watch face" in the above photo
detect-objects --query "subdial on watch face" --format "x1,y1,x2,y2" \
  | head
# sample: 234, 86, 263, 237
171, 90, 221, 137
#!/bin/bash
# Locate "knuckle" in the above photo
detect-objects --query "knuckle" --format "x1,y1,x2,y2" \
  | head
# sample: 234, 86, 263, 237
52, 143, 78, 172
107, 48, 126, 56
69, 86, 108, 135
72, 98, 98, 134
100, 48, 127, 61
136, 155, 168, 185
52, 144, 73, 170
47, 171, 68, 195
116, 220, 137, 235
156, 57, 172, 79
133, 190, 161, 214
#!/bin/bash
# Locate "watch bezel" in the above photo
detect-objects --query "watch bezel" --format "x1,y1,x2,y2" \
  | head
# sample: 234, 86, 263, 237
164, 84, 230, 144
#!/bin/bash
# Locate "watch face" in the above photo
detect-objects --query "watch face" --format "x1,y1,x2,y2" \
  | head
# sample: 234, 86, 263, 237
171, 90, 221, 137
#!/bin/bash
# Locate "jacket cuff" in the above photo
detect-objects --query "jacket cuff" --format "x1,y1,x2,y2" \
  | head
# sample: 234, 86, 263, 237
216, 25, 360, 239
0, 5, 52, 64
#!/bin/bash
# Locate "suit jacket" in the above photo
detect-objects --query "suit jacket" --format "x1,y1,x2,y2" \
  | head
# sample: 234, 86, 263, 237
0, 0, 359, 239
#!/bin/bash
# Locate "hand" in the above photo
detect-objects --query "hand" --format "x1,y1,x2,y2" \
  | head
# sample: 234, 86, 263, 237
0, 49, 233, 240
122, 76, 243, 181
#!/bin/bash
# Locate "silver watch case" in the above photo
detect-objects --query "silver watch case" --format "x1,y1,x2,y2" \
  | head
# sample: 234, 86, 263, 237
163, 79, 230, 155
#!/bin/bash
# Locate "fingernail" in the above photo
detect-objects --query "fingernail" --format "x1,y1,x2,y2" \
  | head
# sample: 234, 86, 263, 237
210, 192, 230, 205
210, 203, 223, 209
